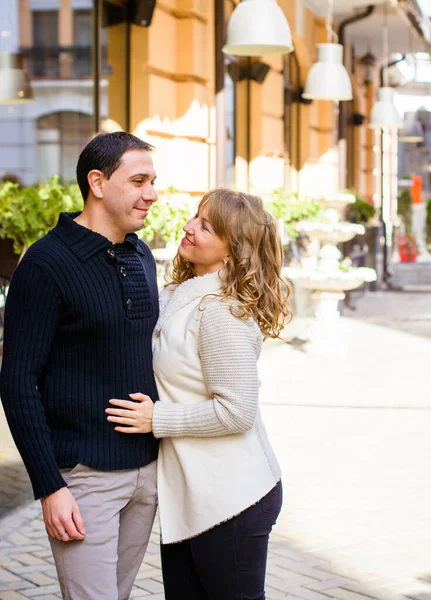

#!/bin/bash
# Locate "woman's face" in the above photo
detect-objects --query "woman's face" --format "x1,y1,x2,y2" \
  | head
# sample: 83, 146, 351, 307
179, 205, 230, 276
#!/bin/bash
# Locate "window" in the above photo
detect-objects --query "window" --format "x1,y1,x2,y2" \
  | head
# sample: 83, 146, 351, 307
73, 10, 92, 76
36, 112, 93, 182
32, 10, 58, 47
31, 10, 59, 76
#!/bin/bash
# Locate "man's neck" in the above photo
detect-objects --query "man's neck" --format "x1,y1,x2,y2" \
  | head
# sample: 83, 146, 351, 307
74, 208, 125, 244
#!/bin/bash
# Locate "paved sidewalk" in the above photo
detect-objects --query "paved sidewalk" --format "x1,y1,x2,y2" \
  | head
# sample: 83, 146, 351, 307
1, 290, 431, 599
0, 493, 407, 600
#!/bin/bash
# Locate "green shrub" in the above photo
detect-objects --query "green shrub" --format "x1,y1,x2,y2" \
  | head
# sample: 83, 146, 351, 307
345, 189, 376, 225
0, 177, 82, 255
426, 198, 431, 246
397, 187, 413, 236
141, 187, 193, 246
263, 189, 320, 236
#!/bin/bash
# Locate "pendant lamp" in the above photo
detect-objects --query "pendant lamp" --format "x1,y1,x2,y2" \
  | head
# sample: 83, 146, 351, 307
222, 0, 293, 56
303, 43, 352, 101
369, 2, 401, 130
369, 87, 402, 129
0, 52, 34, 104
302, 0, 352, 101
399, 116, 424, 142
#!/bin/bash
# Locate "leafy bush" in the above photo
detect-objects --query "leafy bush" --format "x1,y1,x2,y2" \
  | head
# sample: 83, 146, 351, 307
141, 188, 194, 247
426, 198, 431, 247
0, 177, 82, 254
345, 190, 376, 225
263, 189, 320, 236
397, 187, 413, 236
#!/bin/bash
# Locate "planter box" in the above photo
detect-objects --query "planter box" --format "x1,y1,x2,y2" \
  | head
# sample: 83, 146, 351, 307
0, 238, 20, 279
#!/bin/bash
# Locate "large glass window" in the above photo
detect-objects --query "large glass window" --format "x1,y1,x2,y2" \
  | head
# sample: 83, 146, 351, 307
73, 10, 92, 76
1, 0, 128, 185
36, 111, 93, 183
30, 10, 59, 76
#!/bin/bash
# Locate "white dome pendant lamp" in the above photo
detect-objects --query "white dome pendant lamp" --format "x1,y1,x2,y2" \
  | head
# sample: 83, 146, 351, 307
369, 2, 402, 130
222, 0, 293, 57
398, 114, 425, 142
369, 87, 402, 129
303, 0, 352, 101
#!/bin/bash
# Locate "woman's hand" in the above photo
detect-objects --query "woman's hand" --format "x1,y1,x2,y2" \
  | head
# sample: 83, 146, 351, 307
106, 393, 154, 434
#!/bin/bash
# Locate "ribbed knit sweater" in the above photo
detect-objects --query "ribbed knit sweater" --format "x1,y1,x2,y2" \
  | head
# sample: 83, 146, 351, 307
152, 272, 281, 544
0, 212, 159, 500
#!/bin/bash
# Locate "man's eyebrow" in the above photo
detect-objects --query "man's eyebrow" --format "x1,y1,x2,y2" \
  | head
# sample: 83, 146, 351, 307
129, 172, 157, 180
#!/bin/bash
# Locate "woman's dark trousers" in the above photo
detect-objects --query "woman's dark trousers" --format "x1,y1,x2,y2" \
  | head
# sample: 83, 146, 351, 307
161, 480, 283, 600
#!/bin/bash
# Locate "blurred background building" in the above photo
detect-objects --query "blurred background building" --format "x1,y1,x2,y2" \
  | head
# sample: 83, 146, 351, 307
2, 0, 431, 289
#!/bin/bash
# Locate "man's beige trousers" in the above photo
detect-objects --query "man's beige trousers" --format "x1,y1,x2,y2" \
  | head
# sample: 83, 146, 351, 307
49, 460, 157, 600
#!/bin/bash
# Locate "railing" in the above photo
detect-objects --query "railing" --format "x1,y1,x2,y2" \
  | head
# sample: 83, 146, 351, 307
20, 46, 110, 78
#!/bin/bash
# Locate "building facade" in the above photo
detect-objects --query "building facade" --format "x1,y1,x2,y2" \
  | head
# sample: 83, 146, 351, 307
0, 0, 396, 207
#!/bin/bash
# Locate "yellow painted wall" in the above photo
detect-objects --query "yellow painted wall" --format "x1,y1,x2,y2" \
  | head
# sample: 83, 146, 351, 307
120, 0, 214, 194
119, 0, 375, 198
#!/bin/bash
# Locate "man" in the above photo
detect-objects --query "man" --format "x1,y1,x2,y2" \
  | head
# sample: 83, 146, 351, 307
0, 132, 159, 599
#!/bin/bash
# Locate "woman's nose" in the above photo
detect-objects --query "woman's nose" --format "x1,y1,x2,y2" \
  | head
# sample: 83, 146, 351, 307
183, 219, 194, 233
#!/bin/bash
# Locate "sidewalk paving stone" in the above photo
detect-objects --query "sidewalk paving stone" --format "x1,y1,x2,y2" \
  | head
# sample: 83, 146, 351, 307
2, 291, 431, 599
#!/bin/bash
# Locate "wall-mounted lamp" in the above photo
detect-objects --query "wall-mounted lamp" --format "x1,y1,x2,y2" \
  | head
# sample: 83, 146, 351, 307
227, 59, 270, 84
359, 50, 377, 85
348, 112, 365, 126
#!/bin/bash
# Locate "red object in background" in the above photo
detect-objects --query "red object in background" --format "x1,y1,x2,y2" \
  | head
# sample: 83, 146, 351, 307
399, 235, 418, 262
411, 175, 422, 204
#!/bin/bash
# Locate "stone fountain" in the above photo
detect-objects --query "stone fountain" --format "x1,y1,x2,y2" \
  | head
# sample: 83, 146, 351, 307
284, 192, 376, 321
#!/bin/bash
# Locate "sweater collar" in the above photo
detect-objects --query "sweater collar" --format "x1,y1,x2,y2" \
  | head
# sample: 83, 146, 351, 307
52, 212, 145, 261
154, 271, 223, 337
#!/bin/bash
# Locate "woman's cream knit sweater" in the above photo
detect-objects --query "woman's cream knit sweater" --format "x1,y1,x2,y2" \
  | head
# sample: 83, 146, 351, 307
152, 271, 281, 544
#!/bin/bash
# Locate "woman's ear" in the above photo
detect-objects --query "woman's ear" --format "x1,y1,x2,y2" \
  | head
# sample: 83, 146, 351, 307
87, 170, 104, 199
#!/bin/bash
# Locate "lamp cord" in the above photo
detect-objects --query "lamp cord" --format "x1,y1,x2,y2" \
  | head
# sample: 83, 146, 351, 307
326, 0, 338, 43
383, 1, 389, 87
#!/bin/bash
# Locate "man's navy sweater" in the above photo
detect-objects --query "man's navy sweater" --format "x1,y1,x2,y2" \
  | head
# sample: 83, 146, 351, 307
0, 212, 159, 499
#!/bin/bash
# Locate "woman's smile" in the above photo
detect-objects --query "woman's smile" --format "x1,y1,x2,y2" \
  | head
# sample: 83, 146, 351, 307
181, 236, 194, 246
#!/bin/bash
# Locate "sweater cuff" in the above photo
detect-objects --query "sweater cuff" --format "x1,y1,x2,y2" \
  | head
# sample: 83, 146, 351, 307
33, 471, 68, 501
152, 402, 178, 439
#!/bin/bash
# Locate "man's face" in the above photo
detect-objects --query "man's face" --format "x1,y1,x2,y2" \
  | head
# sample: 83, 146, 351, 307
100, 149, 157, 235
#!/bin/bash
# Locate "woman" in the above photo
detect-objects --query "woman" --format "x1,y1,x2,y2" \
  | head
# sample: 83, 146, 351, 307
106, 188, 292, 599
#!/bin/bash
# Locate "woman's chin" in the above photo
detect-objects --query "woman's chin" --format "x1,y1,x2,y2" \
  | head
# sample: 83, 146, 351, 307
178, 246, 191, 260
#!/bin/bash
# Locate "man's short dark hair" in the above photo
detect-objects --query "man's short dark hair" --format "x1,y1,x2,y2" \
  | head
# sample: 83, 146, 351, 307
76, 132, 154, 202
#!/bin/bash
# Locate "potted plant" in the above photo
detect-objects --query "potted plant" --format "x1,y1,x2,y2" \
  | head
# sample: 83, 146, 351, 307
397, 187, 417, 263
0, 177, 82, 278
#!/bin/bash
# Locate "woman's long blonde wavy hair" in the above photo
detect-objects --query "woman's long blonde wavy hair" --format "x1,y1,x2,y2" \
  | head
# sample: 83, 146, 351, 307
169, 188, 292, 339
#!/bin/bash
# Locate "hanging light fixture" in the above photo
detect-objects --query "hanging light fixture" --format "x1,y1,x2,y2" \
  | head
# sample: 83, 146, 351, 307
222, 0, 293, 56
399, 114, 424, 142
0, 51, 34, 104
302, 44, 352, 101
302, 0, 352, 101
369, 87, 402, 129
369, 3, 402, 129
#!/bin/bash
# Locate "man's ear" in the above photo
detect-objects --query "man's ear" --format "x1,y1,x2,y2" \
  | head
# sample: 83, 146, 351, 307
87, 170, 104, 199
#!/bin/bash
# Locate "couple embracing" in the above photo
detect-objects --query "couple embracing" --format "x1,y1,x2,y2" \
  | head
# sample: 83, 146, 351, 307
0, 132, 291, 600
